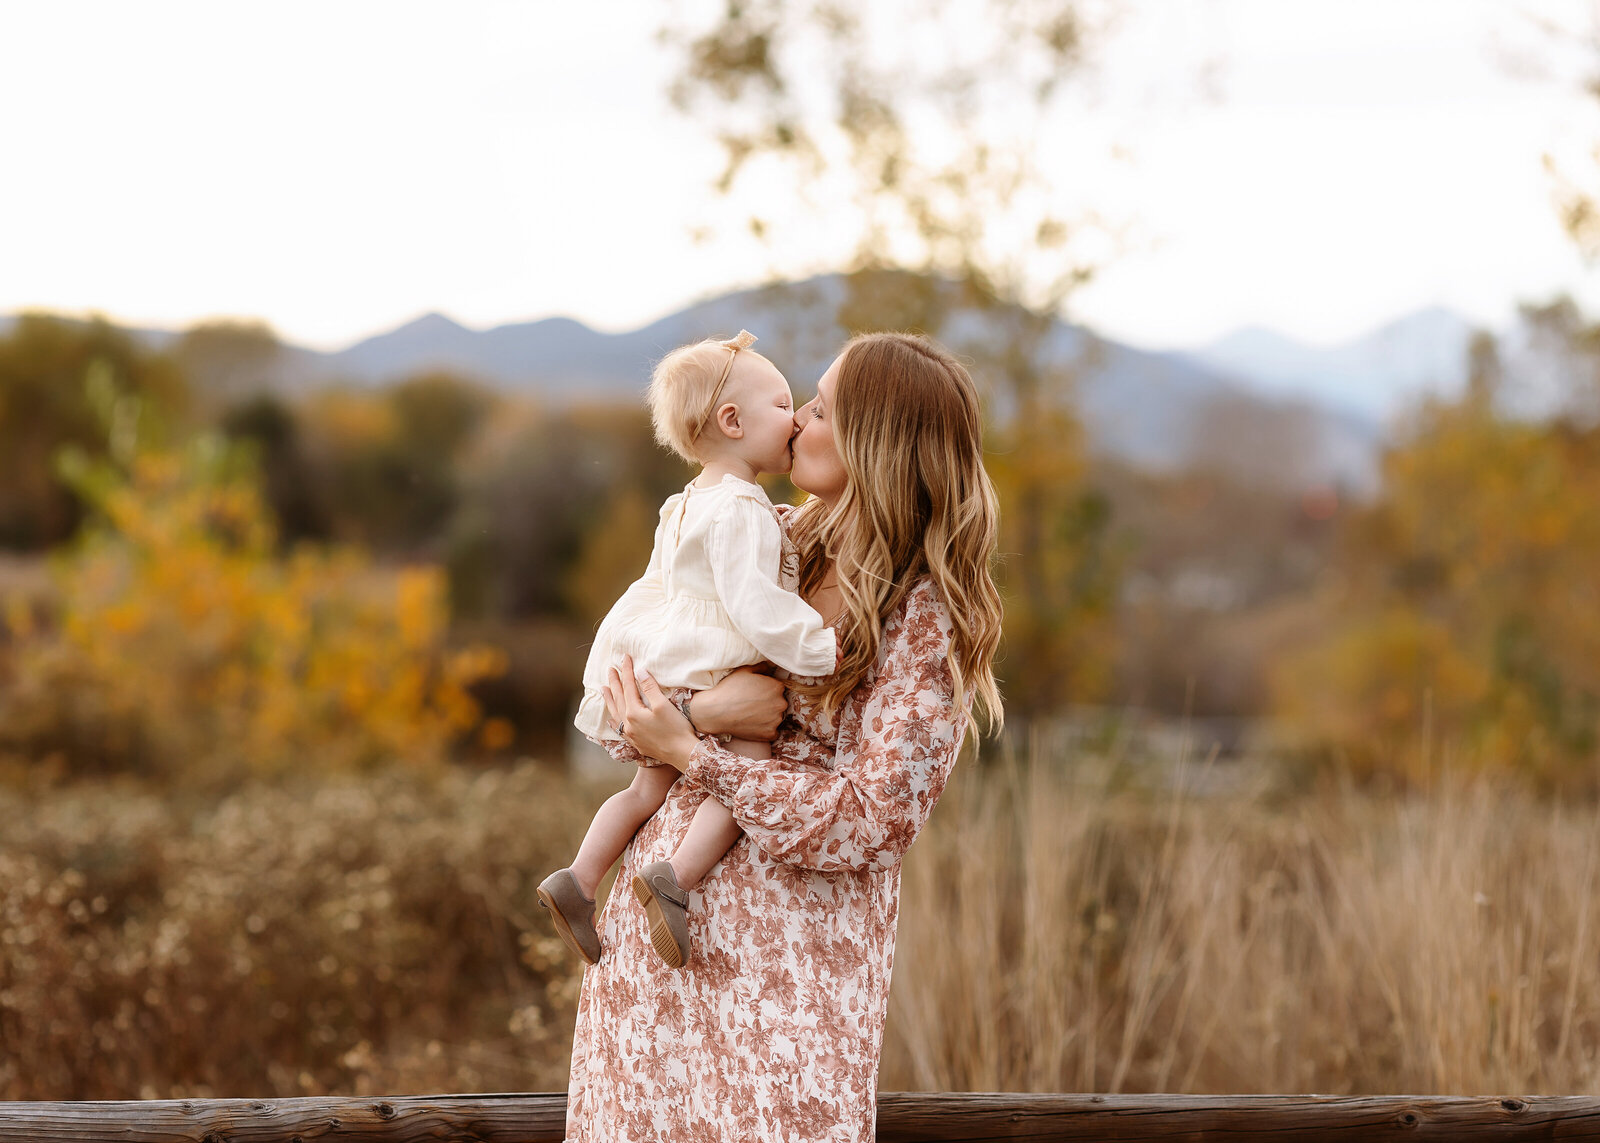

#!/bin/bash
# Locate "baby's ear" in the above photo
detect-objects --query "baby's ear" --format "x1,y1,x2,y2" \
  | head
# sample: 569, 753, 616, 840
714, 402, 744, 439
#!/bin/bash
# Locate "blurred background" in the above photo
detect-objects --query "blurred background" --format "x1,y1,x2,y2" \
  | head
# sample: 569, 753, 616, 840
6, 0, 1600, 1103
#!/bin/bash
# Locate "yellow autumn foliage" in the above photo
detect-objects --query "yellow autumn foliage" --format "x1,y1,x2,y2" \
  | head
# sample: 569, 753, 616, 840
1275, 367, 1600, 784
0, 434, 504, 782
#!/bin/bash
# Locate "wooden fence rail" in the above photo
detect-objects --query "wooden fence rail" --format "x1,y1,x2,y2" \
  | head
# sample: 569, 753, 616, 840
4, 1092, 1600, 1142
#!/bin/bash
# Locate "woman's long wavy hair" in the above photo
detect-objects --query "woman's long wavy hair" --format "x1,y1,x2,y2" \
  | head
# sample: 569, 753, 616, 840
789, 332, 1004, 732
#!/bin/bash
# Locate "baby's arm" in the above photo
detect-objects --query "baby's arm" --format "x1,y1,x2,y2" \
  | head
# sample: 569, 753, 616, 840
708, 495, 836, 676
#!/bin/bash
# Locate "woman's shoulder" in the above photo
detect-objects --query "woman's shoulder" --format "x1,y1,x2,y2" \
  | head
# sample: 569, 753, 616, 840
822, 578, 947, 676
874, 577, 955, 667
893, 577, 950, 629
829, 579, 958, 720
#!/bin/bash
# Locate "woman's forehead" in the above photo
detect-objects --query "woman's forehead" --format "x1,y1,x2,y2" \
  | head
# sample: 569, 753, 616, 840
817, 357, 841, 399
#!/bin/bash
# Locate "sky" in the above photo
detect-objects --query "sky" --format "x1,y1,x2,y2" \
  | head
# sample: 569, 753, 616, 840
1, 0, 1597, 353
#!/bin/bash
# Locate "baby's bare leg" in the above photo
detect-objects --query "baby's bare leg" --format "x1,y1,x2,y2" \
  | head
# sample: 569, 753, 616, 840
571, 763, 679, 899
667, 737, 768, 888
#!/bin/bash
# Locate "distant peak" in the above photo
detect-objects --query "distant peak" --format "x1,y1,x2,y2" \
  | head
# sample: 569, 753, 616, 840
1366, 306, 1475, 337
1201, 325, 1314, 355
489, 314, 596, 335
393, 311, 472, 336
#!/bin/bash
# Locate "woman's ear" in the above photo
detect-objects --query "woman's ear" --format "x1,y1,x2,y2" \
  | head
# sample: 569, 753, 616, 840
714, 402, 744, 439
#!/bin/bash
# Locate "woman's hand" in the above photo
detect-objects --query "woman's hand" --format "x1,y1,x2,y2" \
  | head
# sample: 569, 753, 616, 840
603, 655, 700, 772
688, 666, 788, 741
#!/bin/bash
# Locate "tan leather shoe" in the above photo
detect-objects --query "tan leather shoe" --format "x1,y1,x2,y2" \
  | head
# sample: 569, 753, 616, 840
537, 868, 601, 965
631, 860, 691, 968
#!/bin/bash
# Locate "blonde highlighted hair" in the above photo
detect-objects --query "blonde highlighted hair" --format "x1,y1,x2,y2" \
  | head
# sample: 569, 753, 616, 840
790, 332, 1004, 732
647, 334, 764, 464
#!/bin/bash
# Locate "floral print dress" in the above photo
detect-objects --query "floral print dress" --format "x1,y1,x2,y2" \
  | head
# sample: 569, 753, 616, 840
564, 578, 968, 1143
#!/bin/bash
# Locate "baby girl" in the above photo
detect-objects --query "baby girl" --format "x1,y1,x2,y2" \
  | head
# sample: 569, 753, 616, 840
538, 331, 835, 969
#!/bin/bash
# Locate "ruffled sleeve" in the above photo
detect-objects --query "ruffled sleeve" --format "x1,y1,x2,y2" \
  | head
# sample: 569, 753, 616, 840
682, 580, 967, 872
707, 492, 836, 677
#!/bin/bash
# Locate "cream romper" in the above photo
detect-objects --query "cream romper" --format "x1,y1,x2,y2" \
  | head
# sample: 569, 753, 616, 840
574, 474, 836, 744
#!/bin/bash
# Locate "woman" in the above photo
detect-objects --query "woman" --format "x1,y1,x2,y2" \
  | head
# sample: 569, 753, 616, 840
566, 332, 1004, 1143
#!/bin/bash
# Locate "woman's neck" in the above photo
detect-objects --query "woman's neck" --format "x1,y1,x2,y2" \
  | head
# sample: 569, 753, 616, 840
804, 560, 843, 625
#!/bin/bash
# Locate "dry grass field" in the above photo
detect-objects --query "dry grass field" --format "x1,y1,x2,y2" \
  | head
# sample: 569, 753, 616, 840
886, 753, 1600, 1094
3, 749, 1597, 1099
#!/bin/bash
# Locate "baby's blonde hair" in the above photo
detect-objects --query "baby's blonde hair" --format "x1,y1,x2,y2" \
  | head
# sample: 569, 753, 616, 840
647, 331, 761, 464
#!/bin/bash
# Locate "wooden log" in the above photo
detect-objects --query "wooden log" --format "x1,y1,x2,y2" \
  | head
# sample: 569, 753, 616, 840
874, 1092, 1600, 1140
0, 1093, 566, 1143
3, 1092, 1600, 1142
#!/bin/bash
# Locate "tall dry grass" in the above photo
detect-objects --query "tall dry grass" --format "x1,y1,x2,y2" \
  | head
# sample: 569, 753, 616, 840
5, 753, 1599, 1098
884, 752, 1600, 1093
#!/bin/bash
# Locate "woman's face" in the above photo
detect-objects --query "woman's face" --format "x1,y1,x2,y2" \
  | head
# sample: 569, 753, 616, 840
792, 354, 849, 504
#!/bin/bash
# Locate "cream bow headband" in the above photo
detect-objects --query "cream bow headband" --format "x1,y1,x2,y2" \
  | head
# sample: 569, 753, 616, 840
691, 329, 758, 440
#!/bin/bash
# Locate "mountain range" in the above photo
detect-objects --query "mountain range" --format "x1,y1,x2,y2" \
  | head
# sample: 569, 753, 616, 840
1177, 306, 1476, 419
4, 278, 1486, 493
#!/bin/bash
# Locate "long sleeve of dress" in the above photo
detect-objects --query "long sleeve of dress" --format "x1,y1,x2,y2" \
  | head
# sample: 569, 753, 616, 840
708, 494, 836, 678
682, 579, 966, 872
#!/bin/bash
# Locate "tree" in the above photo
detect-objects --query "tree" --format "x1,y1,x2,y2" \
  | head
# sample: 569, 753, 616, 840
174, 320, 284, 412
0, 315, 189, 549
1, 378, 503, 781
295, 372, 495, 554
220, 394, 331, 545
663, 1, 1130, 717
665, 0, 1116, 308
1274, 333, 1600, 783
447, 402, 688, 624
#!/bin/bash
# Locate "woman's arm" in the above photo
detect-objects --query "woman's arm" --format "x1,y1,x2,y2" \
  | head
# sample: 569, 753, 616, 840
607, 665, 787, 745
687, 667, 788, 740
612, 582, 967, 873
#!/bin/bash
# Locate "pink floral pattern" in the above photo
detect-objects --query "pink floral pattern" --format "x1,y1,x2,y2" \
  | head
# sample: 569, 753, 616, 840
564, 578, 967, 1142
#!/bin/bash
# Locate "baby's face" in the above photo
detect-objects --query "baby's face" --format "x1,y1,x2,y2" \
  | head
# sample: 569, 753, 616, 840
723, 355, 798, 476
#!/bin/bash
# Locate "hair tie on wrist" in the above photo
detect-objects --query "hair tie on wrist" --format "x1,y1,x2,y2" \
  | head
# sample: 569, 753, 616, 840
677, 695, 704, 736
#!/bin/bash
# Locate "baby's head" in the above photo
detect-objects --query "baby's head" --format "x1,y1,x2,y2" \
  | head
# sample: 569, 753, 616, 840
648, 331, 796, 474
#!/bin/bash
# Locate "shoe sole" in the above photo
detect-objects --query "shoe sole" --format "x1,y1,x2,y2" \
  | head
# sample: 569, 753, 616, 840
537, 885, 599, 966
631, 874, 687, 968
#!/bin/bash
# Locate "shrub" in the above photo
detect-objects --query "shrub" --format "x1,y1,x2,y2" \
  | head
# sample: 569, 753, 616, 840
0, 764, 595, 1099
0, 433, 505, 783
